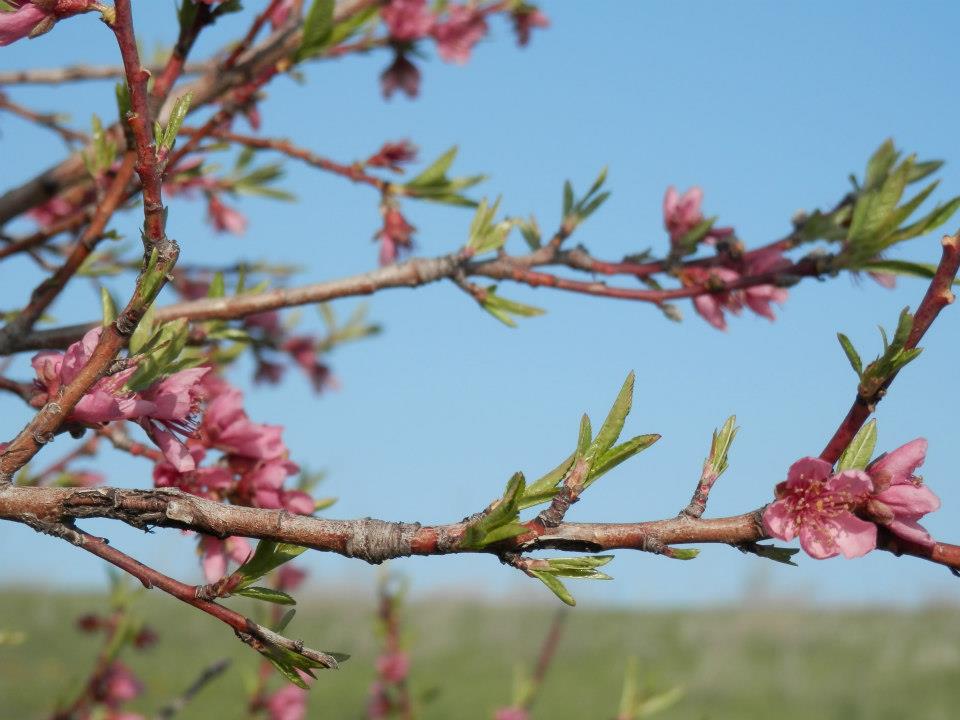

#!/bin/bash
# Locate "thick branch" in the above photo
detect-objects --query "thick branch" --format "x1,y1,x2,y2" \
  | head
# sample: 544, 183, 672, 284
3, 484, 958, 571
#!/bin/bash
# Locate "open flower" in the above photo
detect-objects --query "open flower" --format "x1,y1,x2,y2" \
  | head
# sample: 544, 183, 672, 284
681, 266, 742, 330
763, 457, 877, 559
742, 247, 789, 322
431, 5, 487, 64
381, 0, 434, 41
31, 327, 152, 424
865, 438, 940, 547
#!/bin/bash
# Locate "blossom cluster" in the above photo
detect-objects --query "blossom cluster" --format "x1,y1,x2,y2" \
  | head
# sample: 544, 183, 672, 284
379, 0, 549, 99
763, 439, 940, 559
29, 328, 316, 582
662, 186, 789, 330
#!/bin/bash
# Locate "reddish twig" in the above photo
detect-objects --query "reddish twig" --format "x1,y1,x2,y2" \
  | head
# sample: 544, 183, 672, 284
0, 93, 88, 144
820, 234, 959, 463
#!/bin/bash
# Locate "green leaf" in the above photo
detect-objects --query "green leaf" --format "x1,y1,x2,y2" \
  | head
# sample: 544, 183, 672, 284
863, 139, 899, 192
234, 541, 307, 590
100, 287, 117, 327
837, 333, 863, 377
860, 259, 960, 284
668, 548, 700, 560
460, 472, 526, 550
273, 609, 296, 634
837, 419, 878, 472
480, 287, 545, 327
588, 434, 660, 484
562, 180, 574, 217
160, 91, 192, 151
706, 415, 738, 478
674, 216, 716, 255
208, 272, 226, 298
530, 570, 576, 606
236, 586, 297, 605
520, 453, 574, 510
408, 146, 459, 187
576, 414, 592, 458
587, 371, 635, 462
296, 0, 335, 61
739, 542, 801, 566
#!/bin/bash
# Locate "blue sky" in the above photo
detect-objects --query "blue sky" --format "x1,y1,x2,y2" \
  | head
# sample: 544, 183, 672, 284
2, 2, 960, 606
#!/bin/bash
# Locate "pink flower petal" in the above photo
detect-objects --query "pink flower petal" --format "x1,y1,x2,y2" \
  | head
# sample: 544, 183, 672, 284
762, 500, 797, 541
827, 513, 877, 559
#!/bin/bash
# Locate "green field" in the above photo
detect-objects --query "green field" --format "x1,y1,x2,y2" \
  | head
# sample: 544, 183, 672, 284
1, 588, 959, 719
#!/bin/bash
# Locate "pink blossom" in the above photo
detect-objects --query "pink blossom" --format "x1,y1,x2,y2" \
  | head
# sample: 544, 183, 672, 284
865, 438, 940, 547
282, 336, 332, 392
366, 683, 391, 719
366, 140, 418, 172
381, 52, 421, 99
199, 376, 286, 460
869, 270, 897, 289
244, 310, 284, 339
432, 5, 488, 64
153, 446, 233, 499
763, 457, 877, 559
495, 708, 530, 720
0, 0, 90, 45
199, 535, 252, 582
234, 457, 303, 510
277, 564, 307, 592
376, 651, 410, 684
268, 0, 295, 29
381, 0, 434, 41
742, 247, 789, 322
254, 359, 287, 385
27, 195, 75, 228
511, 6, 549, 47
1, 2, 52, 46
31, 328, 153, 425
376, 206, 415, 266
138, 367, 210, 472
683, 266, 742, 331
663, 186, 704, 244
97, 662, 143, 707
206, 193, 247, 235
264, 684, 308, 720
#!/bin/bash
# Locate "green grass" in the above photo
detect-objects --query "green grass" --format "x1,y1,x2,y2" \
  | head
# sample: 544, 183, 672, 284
1, 589, 959, 719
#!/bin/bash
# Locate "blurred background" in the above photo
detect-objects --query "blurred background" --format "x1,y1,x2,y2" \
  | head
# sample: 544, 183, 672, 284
2, 1, 960, 717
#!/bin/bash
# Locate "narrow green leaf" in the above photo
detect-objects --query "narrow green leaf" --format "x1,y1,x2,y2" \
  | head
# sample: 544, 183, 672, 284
836, 419, 878, 471
520, 453, 574, 509
562, 180, 574, 216
234, 541, 307, 589
668, 548, 700, 560
296, 0, 335, 60
208, 272, 226, 298
100, 287, 117, 327
407, 146, 458, 187
587, 371, 635, 461
273, 609, 296, 634
863, 139, 898, 192
837, 333, 863, 377
236, 586, 297, 605
530, 570, 575, 606
587, 434, 660, 486
161, 91, 192, 150
576, 414, 592, 458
